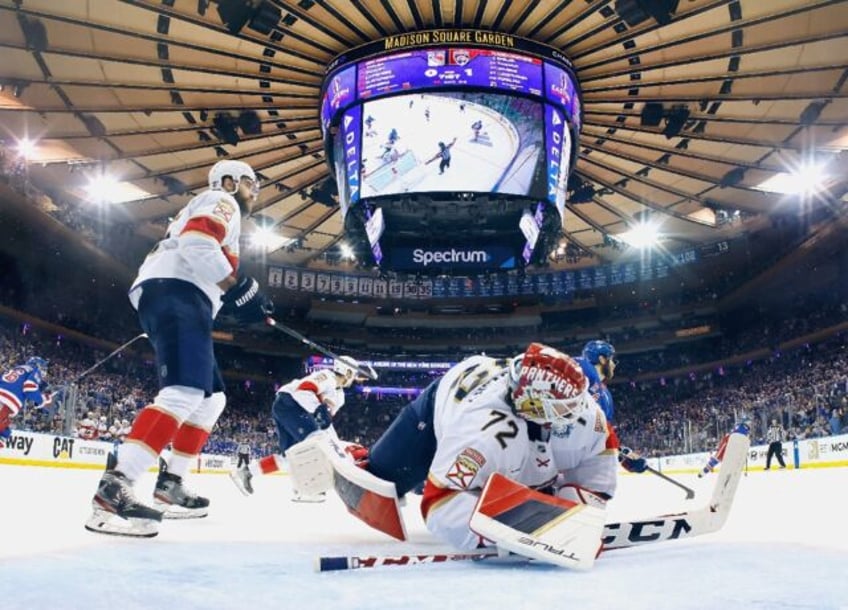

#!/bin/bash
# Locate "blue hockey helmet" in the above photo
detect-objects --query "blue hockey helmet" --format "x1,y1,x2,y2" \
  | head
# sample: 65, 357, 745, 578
582, 340, 615, 365
26, 356, 48, 371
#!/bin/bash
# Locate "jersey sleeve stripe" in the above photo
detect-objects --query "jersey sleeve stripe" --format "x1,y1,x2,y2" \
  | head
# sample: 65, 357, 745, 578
296, 380, 320, 395
0, 388, 23, 413
180, 215, 227, 243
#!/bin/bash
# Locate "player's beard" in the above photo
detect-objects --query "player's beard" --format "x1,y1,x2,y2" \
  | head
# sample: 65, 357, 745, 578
234, 190, 255, 216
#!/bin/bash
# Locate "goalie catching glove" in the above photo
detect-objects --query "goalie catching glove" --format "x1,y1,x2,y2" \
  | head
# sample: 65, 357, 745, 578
618, 446, 648, 473
221, 275, 274, 325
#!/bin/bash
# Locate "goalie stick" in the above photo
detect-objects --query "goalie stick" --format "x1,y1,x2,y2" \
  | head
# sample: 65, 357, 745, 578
315, 432, 751, 571
316, 551, 500, 572
602, 431, 749, 550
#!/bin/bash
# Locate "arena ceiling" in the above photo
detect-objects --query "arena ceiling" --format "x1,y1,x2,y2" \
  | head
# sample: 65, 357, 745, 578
1, 0, 847, 271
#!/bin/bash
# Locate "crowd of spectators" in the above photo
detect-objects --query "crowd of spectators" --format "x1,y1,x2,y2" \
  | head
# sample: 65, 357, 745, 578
2, 308, 846, 460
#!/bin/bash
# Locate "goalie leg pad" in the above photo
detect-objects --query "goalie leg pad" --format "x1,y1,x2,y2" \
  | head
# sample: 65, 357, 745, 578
323, 436, 408, 541
470, 473, 606, 571
286, 433, 335, 497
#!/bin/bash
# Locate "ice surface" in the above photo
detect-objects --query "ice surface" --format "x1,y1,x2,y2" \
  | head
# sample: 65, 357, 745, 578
1, 464, 846, 609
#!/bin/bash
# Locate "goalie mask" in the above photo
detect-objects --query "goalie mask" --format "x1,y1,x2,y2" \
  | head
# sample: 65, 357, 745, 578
509, 343, 589, 431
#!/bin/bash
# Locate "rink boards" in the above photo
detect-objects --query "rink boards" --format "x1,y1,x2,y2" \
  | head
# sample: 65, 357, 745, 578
2, 429, 846, 472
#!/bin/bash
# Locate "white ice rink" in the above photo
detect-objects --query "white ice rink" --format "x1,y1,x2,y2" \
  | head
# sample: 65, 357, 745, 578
2, 464, 846, 609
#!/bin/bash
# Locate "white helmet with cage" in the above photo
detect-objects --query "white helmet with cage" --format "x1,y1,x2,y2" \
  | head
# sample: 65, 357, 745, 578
509, 343, 590, 431
208, 160, 259, 198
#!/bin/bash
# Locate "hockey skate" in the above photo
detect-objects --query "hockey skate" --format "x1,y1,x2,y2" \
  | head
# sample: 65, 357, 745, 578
154, 458, 209, 519
229, 466, 254, 496
85, 453, 162, 538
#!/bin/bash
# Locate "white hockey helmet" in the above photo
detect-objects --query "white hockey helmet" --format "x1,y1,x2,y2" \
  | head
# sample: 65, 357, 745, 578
509, 343, 590, 431
208, 160, 259, 198
332, 356, 360, 387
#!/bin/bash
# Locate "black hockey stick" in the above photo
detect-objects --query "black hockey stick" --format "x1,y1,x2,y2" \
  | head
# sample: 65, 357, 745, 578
645, 465, 695, 499
265, 317, 378, 380
70, 333, 149, 385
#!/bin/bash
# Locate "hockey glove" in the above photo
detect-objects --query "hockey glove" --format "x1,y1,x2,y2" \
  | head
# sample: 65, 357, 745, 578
221, 275, 274, 325
344, 443, 370, 467
618, 446, 648, 473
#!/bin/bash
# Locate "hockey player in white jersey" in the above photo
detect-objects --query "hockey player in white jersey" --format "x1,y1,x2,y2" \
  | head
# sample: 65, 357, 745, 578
85, 160, 273, 538
229, 356, 374, 502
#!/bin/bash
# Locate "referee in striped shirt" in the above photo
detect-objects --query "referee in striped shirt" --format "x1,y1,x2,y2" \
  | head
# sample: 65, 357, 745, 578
765, 419, 787, 470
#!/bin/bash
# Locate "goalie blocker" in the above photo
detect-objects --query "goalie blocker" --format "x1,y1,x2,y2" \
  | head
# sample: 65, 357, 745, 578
470, 473, 606, 571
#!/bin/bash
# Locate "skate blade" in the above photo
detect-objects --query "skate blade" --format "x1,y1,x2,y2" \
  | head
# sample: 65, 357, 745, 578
154, 500, 209, 519
85, 508, 159, 538
228, 471, 253, 496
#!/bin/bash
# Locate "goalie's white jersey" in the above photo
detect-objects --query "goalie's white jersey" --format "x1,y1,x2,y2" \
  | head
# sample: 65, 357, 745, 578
422, 356, 558, 550
550, 401, 619, 499
129, 189, 242, 317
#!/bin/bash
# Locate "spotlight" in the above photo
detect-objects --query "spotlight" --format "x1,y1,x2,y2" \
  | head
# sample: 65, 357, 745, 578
640, 102, 664, 127
662, 105, 690, 139
216, 0, 281, 35
212, 113, 240, 145
238, 110, 262, 135
86, 173, 121, 204
615, 0, 680, 27
12, 81, 29, 98
16, 138, 37, 160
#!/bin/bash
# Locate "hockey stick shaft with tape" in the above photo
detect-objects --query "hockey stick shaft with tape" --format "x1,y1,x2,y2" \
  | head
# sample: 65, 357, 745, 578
71, 333, 148, 385
265, 317, 378, 380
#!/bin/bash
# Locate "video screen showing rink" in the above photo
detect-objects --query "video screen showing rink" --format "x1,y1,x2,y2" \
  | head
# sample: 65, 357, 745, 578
360, 92, 545, 198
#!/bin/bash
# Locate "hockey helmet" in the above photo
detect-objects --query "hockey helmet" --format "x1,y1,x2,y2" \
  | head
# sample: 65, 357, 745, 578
509, 343, 589, 430
332, 356, 360, 387
581, 340, 615, 365
208, 160, 259, 198
26, 356, 48, 372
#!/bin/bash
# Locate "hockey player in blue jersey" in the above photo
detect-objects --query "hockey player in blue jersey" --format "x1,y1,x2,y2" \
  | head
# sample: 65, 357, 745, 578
577, 340, 647, 474
576, 340, 616, 421
0, 357, 52, 439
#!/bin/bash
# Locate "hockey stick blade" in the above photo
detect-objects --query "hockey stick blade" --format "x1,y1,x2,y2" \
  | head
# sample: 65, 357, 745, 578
316, 551, 500, 572
645, 465, 696, 499
602, 432, 750, 551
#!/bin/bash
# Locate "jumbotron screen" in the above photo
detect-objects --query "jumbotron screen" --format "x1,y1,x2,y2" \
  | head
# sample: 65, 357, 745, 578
361, 91, 546, 199
320, 31, 581, 271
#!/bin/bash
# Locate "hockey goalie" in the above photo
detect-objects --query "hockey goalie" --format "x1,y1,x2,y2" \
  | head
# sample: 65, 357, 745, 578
289, 343, 618, 570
